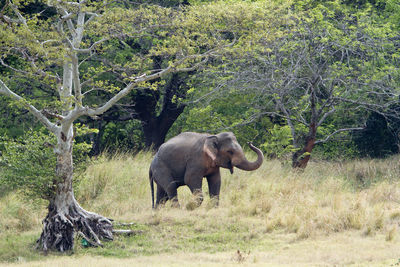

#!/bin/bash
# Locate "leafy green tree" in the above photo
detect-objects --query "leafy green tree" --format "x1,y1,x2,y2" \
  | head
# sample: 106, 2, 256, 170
0, 130, 91, 198
0, 0, 252, 252
202, 2, 400, 168
83, 0, 290, 152
75, 0, 192, 153
167, 0, 293, 146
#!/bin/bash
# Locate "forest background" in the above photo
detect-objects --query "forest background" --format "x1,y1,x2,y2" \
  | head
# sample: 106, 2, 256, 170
1, 0, 400, 168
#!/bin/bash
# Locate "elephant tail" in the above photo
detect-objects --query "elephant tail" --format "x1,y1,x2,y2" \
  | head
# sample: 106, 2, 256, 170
149, 169, 155, 209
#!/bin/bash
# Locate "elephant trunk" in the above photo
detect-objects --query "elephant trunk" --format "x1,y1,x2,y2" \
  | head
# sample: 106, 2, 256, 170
235, 143, 264, 171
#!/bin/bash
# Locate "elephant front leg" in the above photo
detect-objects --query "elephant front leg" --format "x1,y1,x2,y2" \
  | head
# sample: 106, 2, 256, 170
206, 171, 221, 206
191, 188, 204, 207
185, 172, 204, 208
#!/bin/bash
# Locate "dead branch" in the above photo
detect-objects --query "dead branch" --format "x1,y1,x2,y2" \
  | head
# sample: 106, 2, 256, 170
315, 127, 365, 145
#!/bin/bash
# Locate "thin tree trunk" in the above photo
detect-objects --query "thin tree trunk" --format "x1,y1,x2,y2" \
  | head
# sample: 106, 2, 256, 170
292, 137, 315, 168
292, 83, 319, 169
292, 123, 317, 168
36, 126, 113, 252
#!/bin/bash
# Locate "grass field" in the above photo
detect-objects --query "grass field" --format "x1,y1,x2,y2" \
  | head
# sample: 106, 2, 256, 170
1, 152, 400, 266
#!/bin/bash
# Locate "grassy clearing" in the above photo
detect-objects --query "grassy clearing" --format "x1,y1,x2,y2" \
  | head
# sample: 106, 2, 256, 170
3, 232, 400, 266
1, 153, 400, 266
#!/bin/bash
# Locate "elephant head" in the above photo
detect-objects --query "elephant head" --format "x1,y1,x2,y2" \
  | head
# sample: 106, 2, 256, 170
204, 132, 264, 174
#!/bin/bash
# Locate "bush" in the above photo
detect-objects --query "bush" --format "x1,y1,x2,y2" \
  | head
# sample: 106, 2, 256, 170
261, 125, 297, 161
0, 130, 91, 199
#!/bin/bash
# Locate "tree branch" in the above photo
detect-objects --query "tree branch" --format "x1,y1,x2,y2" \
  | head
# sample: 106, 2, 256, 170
41, 109, 63, 121
71, 54, 82, 105
276, 98, 298, 147
72, 38, 108, 54
73, 12, 85, 47
85, 71, 171, 117
57, 6, 76, 37
9, 0, 27, 27
317, 107, 336, 127
0, 1, 16, 26
66, 54, 209, 122
0, 58, 30, 76
315, 127, 364, 145
0, 79, 59, 133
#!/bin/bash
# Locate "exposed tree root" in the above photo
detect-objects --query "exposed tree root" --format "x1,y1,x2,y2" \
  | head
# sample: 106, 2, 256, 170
36, 199, 113, 252
113, 222, 136, 227
112, 229, 143, 236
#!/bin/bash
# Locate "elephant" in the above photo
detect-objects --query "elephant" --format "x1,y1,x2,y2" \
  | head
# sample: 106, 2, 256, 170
149, 132, 264, 208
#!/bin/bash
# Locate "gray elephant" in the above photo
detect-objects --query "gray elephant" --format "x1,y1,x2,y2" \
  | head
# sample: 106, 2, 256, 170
149, 132, 264, 208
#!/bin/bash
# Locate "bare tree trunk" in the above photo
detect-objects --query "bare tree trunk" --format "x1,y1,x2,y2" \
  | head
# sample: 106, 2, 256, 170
36, 126, 113, 252
33, 12, 113, 252
142, 105, 185, 151
292, 84, 318, 169
292, 123, 316, 169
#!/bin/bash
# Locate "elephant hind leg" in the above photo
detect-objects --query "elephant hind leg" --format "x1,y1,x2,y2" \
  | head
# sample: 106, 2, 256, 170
156, 186, 169, 208
166, 181, 180, 208
156, 181, 180, 208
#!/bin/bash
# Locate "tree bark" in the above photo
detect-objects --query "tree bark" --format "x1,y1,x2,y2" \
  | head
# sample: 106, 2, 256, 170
292, 136, 315, 168
142, 105, 185, 150
141, 73, 188, 150
292, 120, 317, 168
36, 125, 113, 252
292, 83, 318, 169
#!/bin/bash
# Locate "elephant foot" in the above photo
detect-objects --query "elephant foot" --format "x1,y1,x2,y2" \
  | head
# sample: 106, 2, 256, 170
170, 197, 180, 208
208, 196, 219, 208
186, 192, 204, 210
186, 201, 198, 210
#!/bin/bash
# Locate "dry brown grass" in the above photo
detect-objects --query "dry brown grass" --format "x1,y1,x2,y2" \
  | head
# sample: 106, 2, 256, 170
2, 153, 400, 266
0, 194, 44, 232
75, 153, 400, 240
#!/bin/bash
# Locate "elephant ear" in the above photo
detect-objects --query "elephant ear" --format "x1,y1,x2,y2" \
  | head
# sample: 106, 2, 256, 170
203, 135, 219, 163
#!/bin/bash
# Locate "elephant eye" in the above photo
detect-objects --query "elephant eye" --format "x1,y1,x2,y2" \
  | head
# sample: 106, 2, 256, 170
227, 150, 234, 155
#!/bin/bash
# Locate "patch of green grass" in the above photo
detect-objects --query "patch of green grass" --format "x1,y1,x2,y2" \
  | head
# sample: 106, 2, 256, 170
0, 231, 44, 263
76, 224, 157, 257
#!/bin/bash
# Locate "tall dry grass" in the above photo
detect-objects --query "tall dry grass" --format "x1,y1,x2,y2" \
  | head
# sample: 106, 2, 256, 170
2, 152, 400, 265
0, 194, 44, 232
75, 153, 400, 240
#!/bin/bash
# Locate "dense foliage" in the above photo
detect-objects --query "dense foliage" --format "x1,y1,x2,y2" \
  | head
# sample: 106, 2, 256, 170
171, 0, 400, 166
0, 131, 91, 199
0, 0, 399, 195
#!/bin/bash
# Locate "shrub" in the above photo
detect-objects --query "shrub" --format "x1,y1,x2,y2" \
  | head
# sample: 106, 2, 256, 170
0, 130, 91, 199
